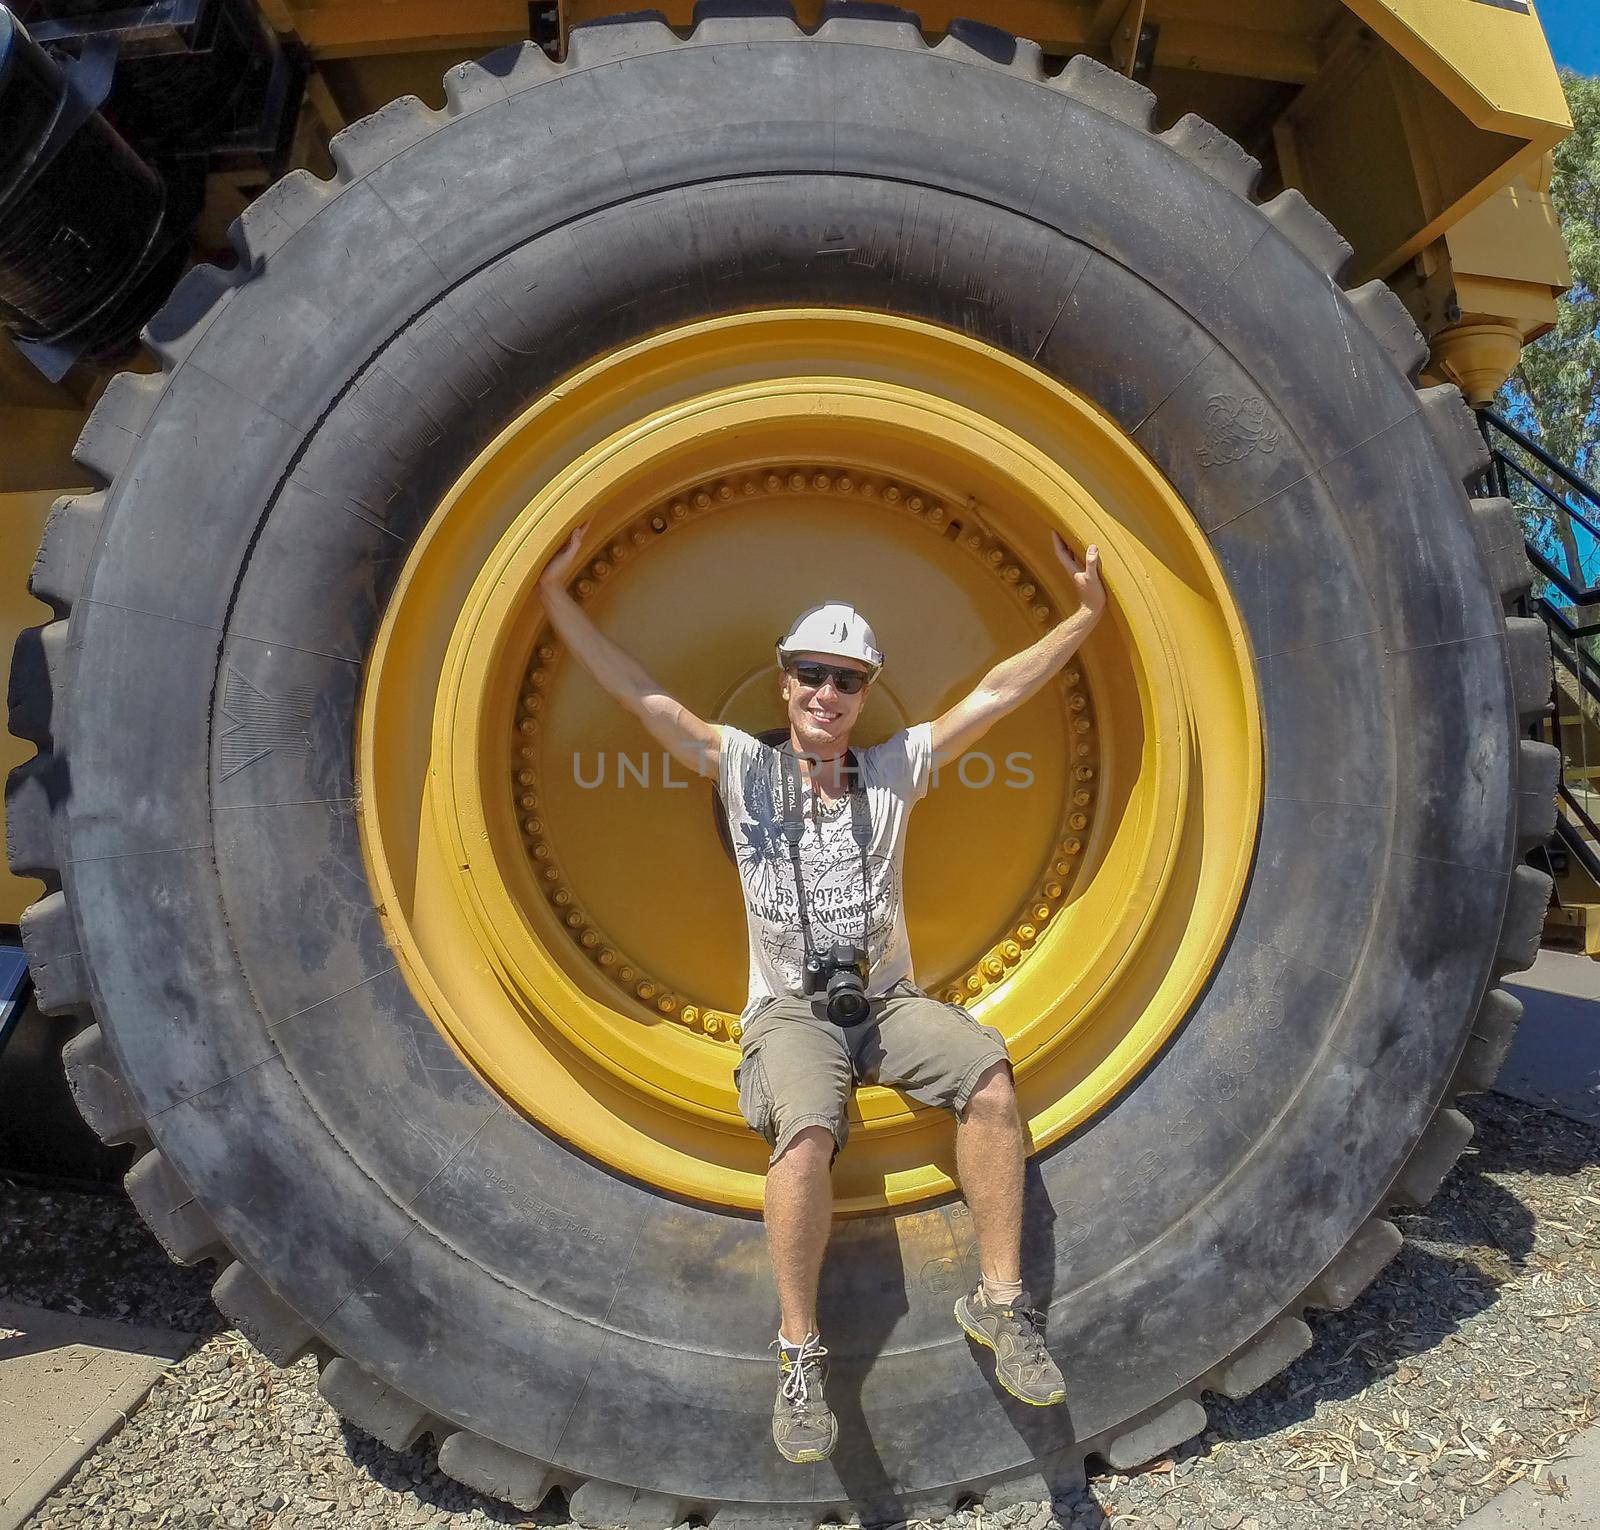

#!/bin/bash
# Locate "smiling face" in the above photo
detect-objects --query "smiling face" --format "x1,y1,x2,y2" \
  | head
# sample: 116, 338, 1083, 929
780, 649, 873, 760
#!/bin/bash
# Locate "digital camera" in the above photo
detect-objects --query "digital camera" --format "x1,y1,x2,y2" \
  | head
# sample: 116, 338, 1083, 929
803, 942, 871, 1025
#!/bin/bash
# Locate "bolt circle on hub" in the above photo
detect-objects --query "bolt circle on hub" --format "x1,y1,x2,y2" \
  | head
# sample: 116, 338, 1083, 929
358, 309, 1260, 1212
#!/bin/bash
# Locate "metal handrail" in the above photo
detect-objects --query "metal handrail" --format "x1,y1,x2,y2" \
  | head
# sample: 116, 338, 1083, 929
1549, 623, 1600, 701
1498, 451, 1600, 550
1534, 585, 1600, 642
1561, 776, 1600, 843
1481, 407, 1600, 615
1556, 812, 1600, 889
1481, 408, 1600, 880
1481, 407, 1600, 509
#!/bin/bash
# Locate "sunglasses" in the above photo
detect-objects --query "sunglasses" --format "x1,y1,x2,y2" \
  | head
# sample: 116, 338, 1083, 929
788, 661, 871, 695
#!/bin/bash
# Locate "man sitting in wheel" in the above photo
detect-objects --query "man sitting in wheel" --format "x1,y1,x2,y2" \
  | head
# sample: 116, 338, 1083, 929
538, 521, 1104, 1464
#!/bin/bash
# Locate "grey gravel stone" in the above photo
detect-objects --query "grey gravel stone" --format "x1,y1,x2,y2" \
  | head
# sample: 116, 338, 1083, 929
6, 1093, 1600, 1530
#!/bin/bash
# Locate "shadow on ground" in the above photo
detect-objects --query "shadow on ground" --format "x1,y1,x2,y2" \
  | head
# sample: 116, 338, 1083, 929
1177, 1091, 1600, 1462
6, 1091, 1597, 1529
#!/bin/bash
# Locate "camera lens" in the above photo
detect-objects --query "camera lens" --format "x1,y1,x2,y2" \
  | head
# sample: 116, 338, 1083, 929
828, 987, 869, 1025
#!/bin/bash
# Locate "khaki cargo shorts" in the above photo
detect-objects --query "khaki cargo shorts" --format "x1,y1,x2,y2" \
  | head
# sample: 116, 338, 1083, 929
733, 976, 1011, 1165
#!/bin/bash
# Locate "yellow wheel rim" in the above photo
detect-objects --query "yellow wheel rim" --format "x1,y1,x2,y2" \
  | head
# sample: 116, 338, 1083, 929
357, 309, 1261, 1213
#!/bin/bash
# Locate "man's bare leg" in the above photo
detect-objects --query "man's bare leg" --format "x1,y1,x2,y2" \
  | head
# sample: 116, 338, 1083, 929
952, 1062, 1066, 1405
954, 1062, 1024, 1286
764, 1125, 840, 1462
764, 1124, 836, 1338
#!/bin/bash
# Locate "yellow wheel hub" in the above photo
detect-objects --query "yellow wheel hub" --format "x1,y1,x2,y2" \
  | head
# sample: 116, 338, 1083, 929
358, 310, 1260, 1213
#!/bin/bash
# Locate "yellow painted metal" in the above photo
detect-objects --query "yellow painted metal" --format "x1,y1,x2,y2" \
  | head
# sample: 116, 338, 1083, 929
0, 406, 86, 494
1428, 320, 1526, 406
1450, 177, 1570, 296
358, 310, 1261, 1213
0, 491, 59, 926
1270, 6, 1567, 283
274, 1, 525, 58
1394, 153, 1569, 394
1444, 167, 1572, 333
1344, 0, 1569, 145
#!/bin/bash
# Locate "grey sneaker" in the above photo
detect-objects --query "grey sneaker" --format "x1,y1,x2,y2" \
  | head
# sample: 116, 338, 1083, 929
955, 1286, 1068, 1407
771, 1334, 838, 1463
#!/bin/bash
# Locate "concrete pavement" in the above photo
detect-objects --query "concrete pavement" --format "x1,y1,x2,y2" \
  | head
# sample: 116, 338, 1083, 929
0, 1300, 194, 1530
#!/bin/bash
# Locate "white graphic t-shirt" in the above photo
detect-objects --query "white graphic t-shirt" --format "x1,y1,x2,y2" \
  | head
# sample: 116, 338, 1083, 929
717, 721, 934, 1023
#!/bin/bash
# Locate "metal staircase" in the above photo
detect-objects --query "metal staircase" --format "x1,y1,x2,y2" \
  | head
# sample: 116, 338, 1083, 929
1481, 408, 1600, 953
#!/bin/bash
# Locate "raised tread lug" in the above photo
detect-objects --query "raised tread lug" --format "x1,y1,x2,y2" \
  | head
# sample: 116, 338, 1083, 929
1262, 188, 1353, 279
1102, 1398, 1207, 1471
21, 889, 89, 1016
982, 1466, 1079, 1511
1469, 496, 1534, 602
1159, 114, 1261, 198
938, 19, 1042, 76
1305, 1218, 1401, 1310
816, 2, 926, 47
1419, 383, 1491, 486
1054, 54, 1156, 130
74, 372, 164, 486
8, 620, 70, 746
1348, 280, 1427, 382
566, 12, 676, 69
709, 1506, 828, 1530
125, 1150, 228, 1265
1516, 738, 1560, 851
317, 1357, 438, 1451
1507, 615, 1554, 720
568, 1479, 687, 1529
907, 1493, 959, 1523
31, 494, 102, 613
1392, 1108, 1473, 1208
689, 1, 807, 45
442, 58, 509, 115
213, 1261, 319, 1366
329, 96, 439, 182
1450, 987, 1522, 1095
228, 170, 337, 270
141, 259, 244, 362
489, 38, 560, 92
61, 1022, 146, 1145
437, 1432, 555, 1512
1208, 1315, 1313, 1399
1495, 863, 1554, 977
6, 751, 64, 883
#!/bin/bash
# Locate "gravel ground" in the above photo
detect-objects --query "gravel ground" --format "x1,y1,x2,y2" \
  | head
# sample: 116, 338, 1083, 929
6, 1089, 1599, 1530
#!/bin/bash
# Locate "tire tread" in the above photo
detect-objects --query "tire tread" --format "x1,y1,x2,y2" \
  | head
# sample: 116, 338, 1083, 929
3, 1, 1557, 1517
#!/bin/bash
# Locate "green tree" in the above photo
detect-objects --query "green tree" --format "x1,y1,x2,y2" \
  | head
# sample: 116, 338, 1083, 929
1497, 70, 1600, 614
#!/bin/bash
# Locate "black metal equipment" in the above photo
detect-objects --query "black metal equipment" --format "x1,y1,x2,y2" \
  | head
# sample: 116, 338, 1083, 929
0, 8, 172, 377
0, 0, 304, 379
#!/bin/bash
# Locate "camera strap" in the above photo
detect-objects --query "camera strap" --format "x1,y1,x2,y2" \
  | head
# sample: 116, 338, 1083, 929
774, 741, 873, 962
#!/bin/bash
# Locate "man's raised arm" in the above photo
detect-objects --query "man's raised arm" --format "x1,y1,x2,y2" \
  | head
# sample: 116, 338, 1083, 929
537, 523, 722, 780
928, 533, 1106, 770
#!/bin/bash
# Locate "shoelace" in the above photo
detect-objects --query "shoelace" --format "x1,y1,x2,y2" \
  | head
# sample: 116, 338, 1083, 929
999, 1300, 1052, 1370
774, 1334, 829, 1409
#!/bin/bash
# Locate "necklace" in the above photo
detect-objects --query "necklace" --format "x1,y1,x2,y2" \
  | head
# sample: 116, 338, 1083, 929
806, 781, 849, 827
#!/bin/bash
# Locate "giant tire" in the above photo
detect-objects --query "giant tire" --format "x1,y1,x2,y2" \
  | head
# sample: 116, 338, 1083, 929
7, 5, 1559, 1522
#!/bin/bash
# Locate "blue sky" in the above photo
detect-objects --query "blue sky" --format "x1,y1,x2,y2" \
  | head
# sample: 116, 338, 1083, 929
1539, 0, 1600, 74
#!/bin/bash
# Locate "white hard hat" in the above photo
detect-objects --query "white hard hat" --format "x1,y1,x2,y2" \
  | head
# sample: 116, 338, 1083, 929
776, 601, 884, 675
